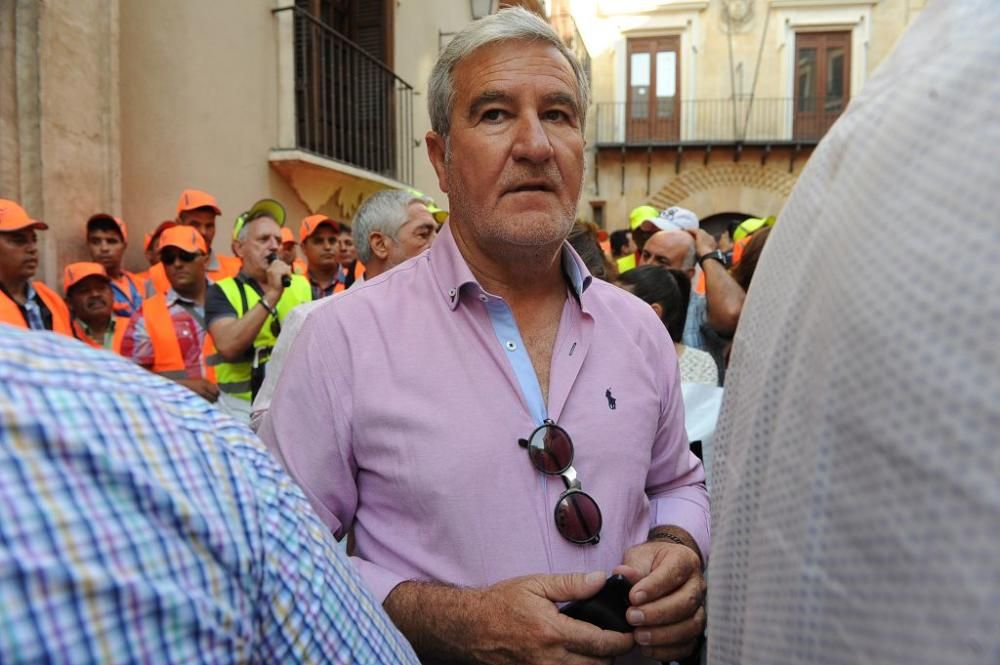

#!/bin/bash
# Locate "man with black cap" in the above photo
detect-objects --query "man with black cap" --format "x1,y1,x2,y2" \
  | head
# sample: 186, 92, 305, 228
85, 213, 145, 317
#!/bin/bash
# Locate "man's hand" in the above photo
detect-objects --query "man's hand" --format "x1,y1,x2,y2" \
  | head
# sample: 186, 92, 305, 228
614, 533, 706, 663
687, 228, 719, 257
262, 258, 291, 304
384, 571, 635, 664
176, 377, 220, 403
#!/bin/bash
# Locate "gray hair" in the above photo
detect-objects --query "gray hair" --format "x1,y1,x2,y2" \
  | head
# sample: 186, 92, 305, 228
427, 7, 589, 137
353, 189, 425, 264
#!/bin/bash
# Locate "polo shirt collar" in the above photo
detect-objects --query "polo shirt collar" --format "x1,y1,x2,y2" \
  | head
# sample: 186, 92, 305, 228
429, 221, 593, 311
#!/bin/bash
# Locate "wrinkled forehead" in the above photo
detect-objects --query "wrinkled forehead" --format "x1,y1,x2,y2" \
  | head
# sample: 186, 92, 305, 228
452, 39, 579, 101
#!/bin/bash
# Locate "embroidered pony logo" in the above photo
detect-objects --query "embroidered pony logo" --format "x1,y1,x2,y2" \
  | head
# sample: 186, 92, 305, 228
605, 388, 617, 410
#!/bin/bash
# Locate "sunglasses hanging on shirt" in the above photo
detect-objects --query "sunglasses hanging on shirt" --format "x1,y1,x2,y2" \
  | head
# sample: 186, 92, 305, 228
519, 420, 603, 544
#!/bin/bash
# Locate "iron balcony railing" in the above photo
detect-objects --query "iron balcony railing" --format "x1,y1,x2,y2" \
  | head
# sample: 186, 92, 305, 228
593, 97, 846, 146
276, 6, 415, 183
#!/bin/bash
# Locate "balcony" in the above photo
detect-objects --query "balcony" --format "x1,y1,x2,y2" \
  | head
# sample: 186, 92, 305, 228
593, 97, 845, 148
273, 5, 415, 185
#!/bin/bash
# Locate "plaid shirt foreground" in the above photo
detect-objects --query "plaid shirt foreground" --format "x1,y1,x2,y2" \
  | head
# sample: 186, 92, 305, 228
0, 324, 418, 664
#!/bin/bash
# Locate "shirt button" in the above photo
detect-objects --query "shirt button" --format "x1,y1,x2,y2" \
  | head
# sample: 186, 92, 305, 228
478, 294, 488, 303
505, 340, 517, 351
448, 288, 457, 299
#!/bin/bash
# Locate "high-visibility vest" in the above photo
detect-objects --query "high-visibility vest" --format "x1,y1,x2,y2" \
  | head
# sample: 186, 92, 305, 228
213, 275, 312, 400
140, 293, 219, 382
0, 281, 73, 336
616, 253, 637, 274
72, 316, 129, 354
333, 261, 365, 293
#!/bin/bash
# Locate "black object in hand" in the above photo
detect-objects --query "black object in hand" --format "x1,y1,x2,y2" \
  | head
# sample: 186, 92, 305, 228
559, 574, 633, 633
266, 252, 292, 288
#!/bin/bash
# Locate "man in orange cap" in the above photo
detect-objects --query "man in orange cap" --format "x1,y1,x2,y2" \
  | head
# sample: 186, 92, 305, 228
279, 227, 306, 275
0, 199, 71, 335
298, 214, 345, 299
85, 213, 146, 318
121, 225, 220, 403
63, 262, 128, 354
148, 189, 242, 295
137, 220, 176, 288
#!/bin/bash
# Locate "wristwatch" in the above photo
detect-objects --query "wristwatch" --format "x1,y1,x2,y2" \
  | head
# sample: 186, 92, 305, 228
697, 249, 726, 268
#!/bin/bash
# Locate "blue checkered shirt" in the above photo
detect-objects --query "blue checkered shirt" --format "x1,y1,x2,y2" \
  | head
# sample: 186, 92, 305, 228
0, 324, 419, 664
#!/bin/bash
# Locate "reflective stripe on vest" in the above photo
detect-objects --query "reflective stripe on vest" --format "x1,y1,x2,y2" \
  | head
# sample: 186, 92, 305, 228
213, 274, 312, 400
0, 282, 73, 336
141, 293, 218, 382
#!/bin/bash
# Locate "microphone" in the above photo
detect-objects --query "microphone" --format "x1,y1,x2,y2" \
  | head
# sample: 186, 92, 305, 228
266, 252, 292, 288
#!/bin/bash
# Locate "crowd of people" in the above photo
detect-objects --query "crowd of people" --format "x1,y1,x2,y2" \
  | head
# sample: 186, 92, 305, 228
1, 2, 997, 663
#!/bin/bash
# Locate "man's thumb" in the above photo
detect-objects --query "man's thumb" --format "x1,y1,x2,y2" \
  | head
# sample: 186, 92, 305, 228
539, 570, 607, 603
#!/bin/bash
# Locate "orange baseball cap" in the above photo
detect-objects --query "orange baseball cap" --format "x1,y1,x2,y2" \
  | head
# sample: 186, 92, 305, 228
86, 213, 128, 242
280, 227, 296, 245
176, 189, 222, 217
144, 220, 177, 251
0, 199, 48, 232
159, 225, 208, 254
63, 262, 110, 295
299, 214, 343, 243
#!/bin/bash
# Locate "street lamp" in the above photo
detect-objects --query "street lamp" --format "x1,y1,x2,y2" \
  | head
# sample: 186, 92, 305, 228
471, 0, 494, 20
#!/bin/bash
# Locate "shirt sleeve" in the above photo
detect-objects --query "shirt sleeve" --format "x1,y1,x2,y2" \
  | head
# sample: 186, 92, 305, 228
120, 312, 155, 369
258, 312, 410, 604
204, 282, 237, 328
646, 330, 712, 565
236, 438, 419, 664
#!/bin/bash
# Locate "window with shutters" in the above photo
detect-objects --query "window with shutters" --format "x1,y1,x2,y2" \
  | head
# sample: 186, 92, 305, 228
293, 0, 408, 179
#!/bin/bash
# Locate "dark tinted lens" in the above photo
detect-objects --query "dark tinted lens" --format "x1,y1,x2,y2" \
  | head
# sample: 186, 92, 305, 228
555, 489, 602, 544
162, 249, 196, 264
527, 424, 574, 474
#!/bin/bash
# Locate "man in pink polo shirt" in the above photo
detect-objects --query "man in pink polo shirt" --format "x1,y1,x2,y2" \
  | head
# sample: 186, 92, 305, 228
261, 8, 708, 664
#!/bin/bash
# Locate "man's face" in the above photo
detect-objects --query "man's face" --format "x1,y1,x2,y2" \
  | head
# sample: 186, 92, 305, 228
303, 225, 340, 273
278, 242, 297, 265
179, 209, 217, 249
87, 229, 126, 273
426, 40, 585, 258
385, 202, 438, 268
632, 223, 657, 253
233, 217, 281, 277
336, 231, 357, 266
161, 245, 208, 293
0, 229, 40, 283
639, 231, 695, 277
622, 232, 638, 256
67, 276, 113, 323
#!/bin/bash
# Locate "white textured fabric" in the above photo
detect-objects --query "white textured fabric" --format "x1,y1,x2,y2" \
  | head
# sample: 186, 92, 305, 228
707, 2, 1000, 664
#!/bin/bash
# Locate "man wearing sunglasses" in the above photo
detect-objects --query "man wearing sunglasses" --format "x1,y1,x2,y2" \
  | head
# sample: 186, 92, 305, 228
121, 226, 220, 403
261, 8, 708, 665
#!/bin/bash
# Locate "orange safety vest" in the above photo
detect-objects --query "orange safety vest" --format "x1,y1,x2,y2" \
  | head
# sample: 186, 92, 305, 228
0, 281, 73, 336
333, 261, 366, 293
210, 254, 242, 283
72, 317, 129, 355
140, 293, 218, 382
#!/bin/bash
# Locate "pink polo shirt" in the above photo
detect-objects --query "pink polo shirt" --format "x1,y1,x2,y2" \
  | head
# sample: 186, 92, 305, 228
260, 222, 709, 607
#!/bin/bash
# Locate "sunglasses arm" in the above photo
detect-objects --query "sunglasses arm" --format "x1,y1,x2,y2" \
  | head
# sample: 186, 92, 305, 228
560, 466, 583, 491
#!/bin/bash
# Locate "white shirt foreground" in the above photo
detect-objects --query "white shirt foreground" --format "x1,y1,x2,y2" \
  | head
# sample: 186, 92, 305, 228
707, 2, 1000, 664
